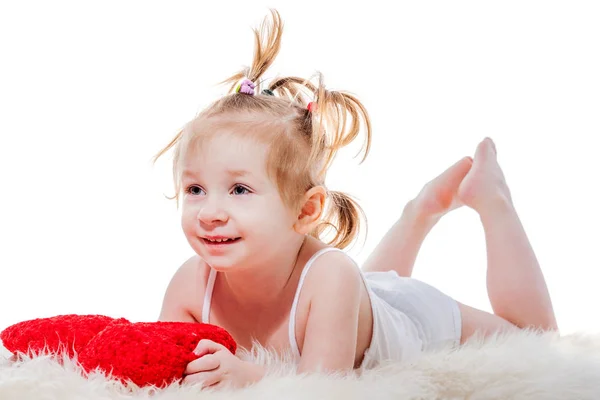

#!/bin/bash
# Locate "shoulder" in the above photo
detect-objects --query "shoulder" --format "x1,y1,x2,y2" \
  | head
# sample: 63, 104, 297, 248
302, 248, 363, 298
295, 248, 365, 366
158, 255, 211, 322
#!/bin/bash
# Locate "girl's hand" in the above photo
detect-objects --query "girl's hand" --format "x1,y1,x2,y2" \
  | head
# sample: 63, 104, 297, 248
183, 339, 265, 389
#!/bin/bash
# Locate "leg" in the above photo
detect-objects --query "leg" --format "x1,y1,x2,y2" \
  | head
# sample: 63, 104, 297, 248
457, 302, 518, 344
457, 138, 558, 332
361, 202, 438, 276
363, 157, 473, 276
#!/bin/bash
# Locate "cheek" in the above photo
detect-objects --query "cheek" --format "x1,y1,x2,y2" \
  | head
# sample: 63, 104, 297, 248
180, 204, 197, 235
251, 202, 297, 236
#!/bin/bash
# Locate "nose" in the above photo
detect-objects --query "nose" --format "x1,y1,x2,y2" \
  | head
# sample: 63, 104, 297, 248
197, 198, 228, 225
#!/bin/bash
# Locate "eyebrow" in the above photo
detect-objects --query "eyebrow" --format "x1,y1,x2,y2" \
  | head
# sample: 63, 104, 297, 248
181, 169, 252, 179
226, 169, 251, 178
181, 170, 197, 179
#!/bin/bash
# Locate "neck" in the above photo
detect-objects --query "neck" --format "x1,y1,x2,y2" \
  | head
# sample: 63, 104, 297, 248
218, 236, 309, 309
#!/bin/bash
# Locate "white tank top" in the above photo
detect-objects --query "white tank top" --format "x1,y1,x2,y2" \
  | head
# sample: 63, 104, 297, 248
201, 247, 422, 368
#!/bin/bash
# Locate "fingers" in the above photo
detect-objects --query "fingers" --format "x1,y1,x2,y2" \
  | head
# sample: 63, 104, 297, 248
183, 369, 222, 388
185, 353, 220, 375
193, 339, 227, 357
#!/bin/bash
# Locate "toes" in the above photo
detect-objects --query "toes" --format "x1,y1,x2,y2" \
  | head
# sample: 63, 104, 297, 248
456, 156, 473, 176
484, 137, 497, 154
490, 139, 497, 154
436, 156, 472, 187
475, 137, 497, 161
449, 157, 473, 186
450, 156, 473, 173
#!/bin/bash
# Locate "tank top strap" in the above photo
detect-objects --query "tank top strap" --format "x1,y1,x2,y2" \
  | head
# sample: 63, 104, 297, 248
202, 267, 217, 324
288, 247, 346, 359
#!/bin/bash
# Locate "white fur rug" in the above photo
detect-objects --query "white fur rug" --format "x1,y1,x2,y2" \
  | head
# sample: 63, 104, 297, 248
2, 330, 600, 399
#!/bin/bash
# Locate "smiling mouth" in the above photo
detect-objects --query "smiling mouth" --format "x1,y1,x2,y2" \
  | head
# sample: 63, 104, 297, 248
202, 237, 241, 244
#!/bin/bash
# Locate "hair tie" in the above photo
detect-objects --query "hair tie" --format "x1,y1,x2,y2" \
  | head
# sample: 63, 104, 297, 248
307, 102, 317, 112
261, 89, 275, 96
236, 79, 256, 95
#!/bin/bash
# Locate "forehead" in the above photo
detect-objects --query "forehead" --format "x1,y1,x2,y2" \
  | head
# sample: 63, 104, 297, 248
182, 133, 269, 176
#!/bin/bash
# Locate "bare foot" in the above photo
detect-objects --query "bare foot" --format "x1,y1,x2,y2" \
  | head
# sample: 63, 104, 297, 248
412, 156, 473, 218
457, 137, 513, 214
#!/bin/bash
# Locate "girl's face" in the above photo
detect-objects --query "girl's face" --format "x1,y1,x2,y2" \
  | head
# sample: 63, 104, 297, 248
180, 134, 300, 271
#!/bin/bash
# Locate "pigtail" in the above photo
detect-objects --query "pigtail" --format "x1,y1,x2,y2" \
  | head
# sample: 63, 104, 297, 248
309, 74, 372, 179
221, 9, 283, 94
265, 72, 372, 177
312, 191, 366, 249
268, 76, 317, 105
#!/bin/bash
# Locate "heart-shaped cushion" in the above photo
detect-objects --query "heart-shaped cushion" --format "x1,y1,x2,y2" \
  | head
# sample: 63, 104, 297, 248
78, 320, 237, 387
0, 314, 237, 388
0, 314, 130, 359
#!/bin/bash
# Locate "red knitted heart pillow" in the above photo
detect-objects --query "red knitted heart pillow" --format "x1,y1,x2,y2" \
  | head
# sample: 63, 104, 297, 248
0, 314, 130, 358
78, 321, 237, 387
0, 315, 237, 388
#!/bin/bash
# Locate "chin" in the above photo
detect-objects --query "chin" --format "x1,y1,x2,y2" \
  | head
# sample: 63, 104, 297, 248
189, 238, 256, 271
199, 254, 247, 272
203, 260, 235, 271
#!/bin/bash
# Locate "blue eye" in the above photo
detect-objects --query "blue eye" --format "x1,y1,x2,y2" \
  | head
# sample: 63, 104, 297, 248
232, 185, 250, 195
186, 185, 205, 195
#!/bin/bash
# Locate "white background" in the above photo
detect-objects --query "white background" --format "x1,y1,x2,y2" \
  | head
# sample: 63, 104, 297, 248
1, 1, 598, 336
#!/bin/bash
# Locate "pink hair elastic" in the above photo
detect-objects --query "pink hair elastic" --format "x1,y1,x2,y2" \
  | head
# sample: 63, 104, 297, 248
236, 79, 256, 95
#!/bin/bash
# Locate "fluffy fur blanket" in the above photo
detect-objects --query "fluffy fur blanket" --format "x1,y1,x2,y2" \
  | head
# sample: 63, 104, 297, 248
1, 330, 600, 399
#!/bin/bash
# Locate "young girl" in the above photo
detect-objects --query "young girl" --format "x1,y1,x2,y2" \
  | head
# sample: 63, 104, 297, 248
156, 9, 558, 389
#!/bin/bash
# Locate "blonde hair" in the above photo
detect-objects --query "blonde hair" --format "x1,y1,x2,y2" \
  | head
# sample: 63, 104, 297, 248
154, 9, 372, 249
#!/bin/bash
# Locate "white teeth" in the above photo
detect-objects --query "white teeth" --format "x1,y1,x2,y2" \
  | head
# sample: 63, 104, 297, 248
206, 238, 234, 243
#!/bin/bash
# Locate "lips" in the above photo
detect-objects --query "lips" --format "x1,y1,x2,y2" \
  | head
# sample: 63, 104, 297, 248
201, 236, 241, 245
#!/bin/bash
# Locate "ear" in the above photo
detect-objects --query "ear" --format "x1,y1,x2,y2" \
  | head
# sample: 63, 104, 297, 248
293, 186, 326, 235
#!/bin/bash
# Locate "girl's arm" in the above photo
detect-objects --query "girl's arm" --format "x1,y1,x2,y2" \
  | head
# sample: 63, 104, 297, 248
182, 252, 361, 388
296, 251, 363, 373
158, 256, 203, 322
